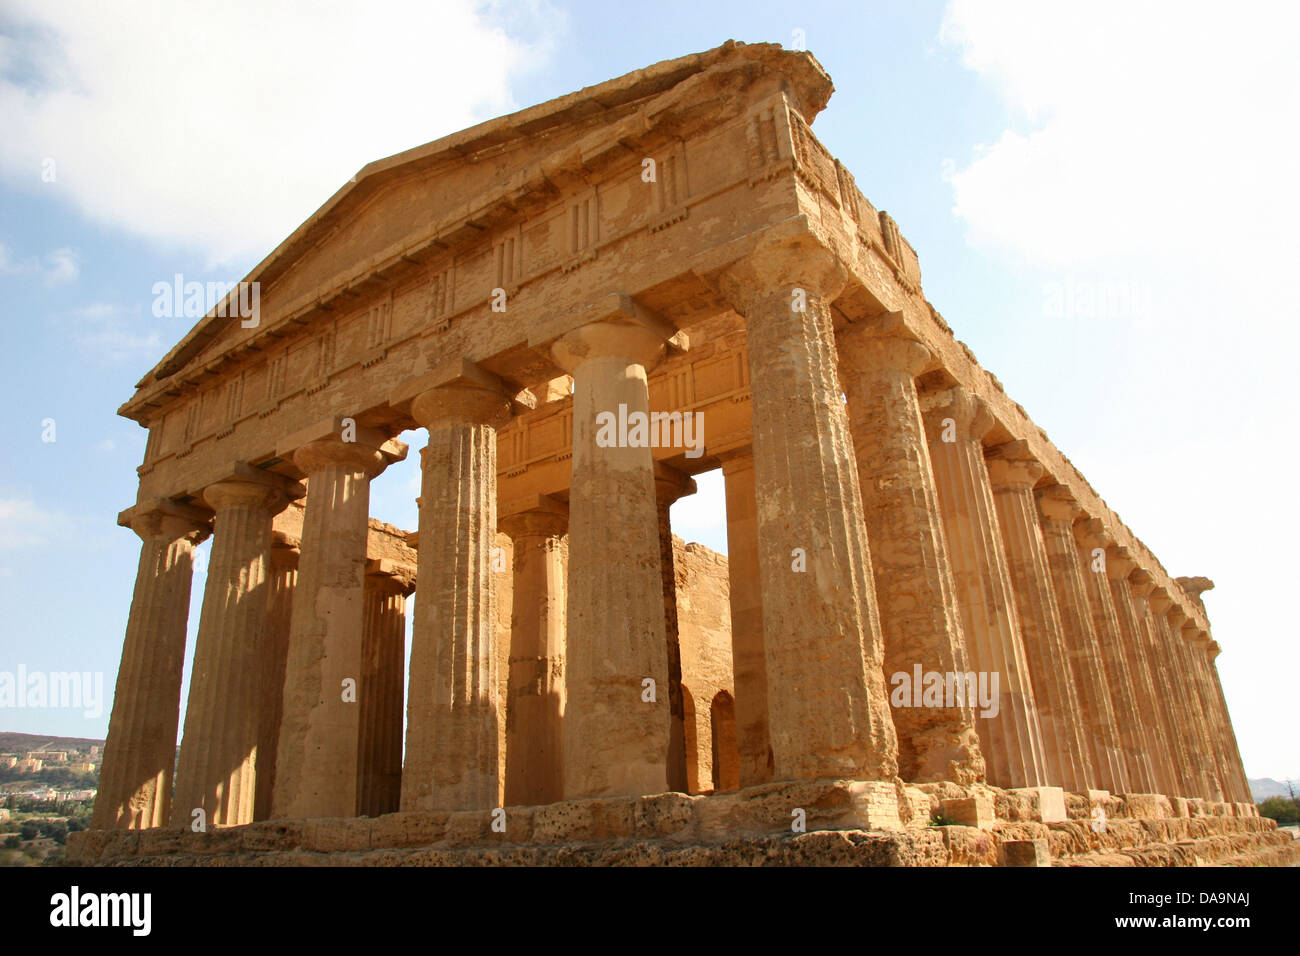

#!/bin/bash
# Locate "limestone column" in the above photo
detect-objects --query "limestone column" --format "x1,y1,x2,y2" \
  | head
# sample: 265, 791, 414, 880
174, 470, 298, 827
551, 318, 673, 798
719, 449, 773, 786
1179, 621, 1227, 802
1160, 603, 1215, 799
254, 530, 298, 821
357, 560, 413, 816
919, 386, 1044, 788
1036, 486, 1128, 792
654, 464, 696, 794
835, 323, 983, 784
986, 445, 1093, 792
1204, 640, 1251, 803
1143, 585, 1201, 797
93, 500, 209, 830
718, 240, 897, 783
1073, 522, 1157, 793
398, 372, 509, 811
1104, 550, 1175, 797
498, 496, 567, 807
273, 426, 398, 819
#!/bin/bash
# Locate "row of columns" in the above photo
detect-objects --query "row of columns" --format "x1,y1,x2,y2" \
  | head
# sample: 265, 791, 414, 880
96, 241, 1250, 830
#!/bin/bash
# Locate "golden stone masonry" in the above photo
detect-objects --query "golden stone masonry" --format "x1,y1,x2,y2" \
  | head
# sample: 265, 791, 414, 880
71, 42, 1293, 866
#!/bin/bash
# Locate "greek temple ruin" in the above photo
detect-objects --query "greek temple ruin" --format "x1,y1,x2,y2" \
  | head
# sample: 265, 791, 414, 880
74, 42, 1294, 867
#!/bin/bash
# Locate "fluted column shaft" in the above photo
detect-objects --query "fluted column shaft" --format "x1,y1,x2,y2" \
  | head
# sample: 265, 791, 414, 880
719, 243, 897, 782
1178, 622, 1227, 801
274, 435, 389, 819
837, 329, 983, 784
921, 387, 1043, 788
987, 452, 1093, 792
1139, 586, 1200, 797
654, 466, 696, 794
552, 320, 671, 798
1105, 553, 1173, 796
175, 478, 291, 827
357, 566, 411, 816
94, 504, 208, 829
1074, 527, 1156, 793
720, 451, 773, 786
1204, 642, 1250, 802
254, 534, 298, 820
402, 386, 508, 811
499, 502, 568, 806
1037, 488, 1128, 792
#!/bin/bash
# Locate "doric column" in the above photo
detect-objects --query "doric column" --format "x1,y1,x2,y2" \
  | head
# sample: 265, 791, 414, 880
1073, 521, 1157, 793
1179, 620, 1227, 802
1160, 602, 1217, 799
395, 366, 509, 811
551, 317, 674, 798
1104, 549, 1174, 797
498, 495, 568, 807
719, 449, 773, 786
1143, 585, 1200, 797
1203, 640, 1251, 802
174, 468, 299, 828
272, 424, 400, 819
836, 322, 982, 784
986, 444, 1093, 792
1036, 486, 1128, 792
717, 240, 897, 783
254, 530, 298, 821
654, 463, 696, 794
93, 500, 209, 830
357, 559, 413, 817
920, 386, 1043, 788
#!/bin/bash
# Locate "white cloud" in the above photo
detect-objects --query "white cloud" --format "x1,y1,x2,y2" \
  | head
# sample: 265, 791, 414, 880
0, 495, 76, 550
59, 302, 164, 364
0, 241, 81, 285
939, 0, 1300, 779
0, 0, 564, 267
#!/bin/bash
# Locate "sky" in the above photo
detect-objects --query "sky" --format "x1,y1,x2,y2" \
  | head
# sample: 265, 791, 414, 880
0, 0, 1295, 781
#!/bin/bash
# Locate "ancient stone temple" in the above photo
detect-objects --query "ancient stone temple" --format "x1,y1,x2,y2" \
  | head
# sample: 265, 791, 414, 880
73, 42, 1294, 867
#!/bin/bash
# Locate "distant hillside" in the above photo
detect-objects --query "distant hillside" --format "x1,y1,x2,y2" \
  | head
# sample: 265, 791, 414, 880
1249, 778, 1299, 801
0, 732, 104, 753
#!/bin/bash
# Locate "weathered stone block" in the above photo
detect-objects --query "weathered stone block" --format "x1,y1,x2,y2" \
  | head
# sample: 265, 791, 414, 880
999, 838, 1051, 867
941, 793, 995, 830
370, 811, 449, 848
1125, 793, 1172, 819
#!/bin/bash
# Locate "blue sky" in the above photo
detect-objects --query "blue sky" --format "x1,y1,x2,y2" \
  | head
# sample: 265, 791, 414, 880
0, 0, 1295, 780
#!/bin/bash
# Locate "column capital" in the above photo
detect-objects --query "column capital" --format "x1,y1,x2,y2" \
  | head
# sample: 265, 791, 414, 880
920, 385, 995, 442
1206, 640, 1222, 661
1104, 546, 1137, 581
278, 418, 406, 477
550, 318, 670, 376
1129, 567, 1156, 599
365, 558, 416, 596
716, 236, 848, 312
118, 498, 211, 545
837, 317, 933, 380
1072, 516, 1110, 550
985, 439, 1046, 491
498, 493, 569, 540
1148, 585, 1173, 614
717, 446, 756, 476
202, 464, 302, 514
653, 461, 697, 506
1167, 606, 1189, 629
1035, 484, 1082, 526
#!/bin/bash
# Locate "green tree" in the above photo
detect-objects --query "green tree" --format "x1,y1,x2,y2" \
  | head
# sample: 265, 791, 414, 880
1257, 795, 1300, 825
3, 835, 19, 849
